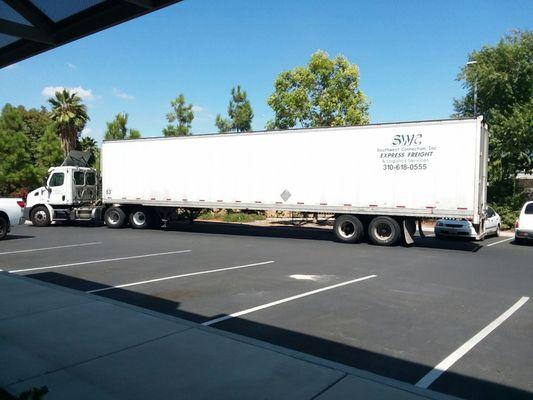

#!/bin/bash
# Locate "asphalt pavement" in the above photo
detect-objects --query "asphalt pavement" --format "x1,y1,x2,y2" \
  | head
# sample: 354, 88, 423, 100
1, 222, 531, 399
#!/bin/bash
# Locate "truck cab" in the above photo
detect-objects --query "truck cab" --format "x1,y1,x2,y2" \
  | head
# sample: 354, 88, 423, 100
25, 166, 102, 226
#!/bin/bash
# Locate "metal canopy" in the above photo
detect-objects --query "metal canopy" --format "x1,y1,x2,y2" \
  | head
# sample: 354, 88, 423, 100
0, 0, 181, 68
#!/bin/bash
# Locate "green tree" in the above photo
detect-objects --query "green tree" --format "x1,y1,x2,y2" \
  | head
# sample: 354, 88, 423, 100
48, 89, 89, 156
21, 106, 52, 162
104, 112, 141, 140
0, 126, 36, 197
215, 115, 233, 133
0, 105, 52, 164
79, 135, 100, 167
215, 85, 254, 133
267, 50, 370, 129
163, 94, 194, 136
128, 128, 141, 139
453, 30, 533, 227
35, 125, 64, 178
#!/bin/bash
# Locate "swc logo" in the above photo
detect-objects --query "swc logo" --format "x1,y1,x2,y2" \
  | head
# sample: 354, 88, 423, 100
392, 134, 422, 146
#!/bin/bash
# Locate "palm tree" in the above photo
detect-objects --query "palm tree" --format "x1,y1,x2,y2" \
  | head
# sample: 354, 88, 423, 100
80, 136, 97, 154
80, 136, 99, 168
48, 89, 89, 156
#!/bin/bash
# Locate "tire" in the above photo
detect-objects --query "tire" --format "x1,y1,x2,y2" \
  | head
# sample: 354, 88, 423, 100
31, 205, 51, 227
129, 208, 151, 229
104, 207, 127, 229
333, 215, 364, 243
0, 216, 8, 240
495, 225, 501, 237
368, 216, 401, 246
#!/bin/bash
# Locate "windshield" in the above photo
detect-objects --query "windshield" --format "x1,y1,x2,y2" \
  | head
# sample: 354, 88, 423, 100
525, 203, 533, 214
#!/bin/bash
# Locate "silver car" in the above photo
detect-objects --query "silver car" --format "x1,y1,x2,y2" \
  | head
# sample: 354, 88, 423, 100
434, 206, 500, 240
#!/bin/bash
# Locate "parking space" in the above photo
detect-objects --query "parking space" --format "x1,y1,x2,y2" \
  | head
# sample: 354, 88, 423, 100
1, 222, 531, 399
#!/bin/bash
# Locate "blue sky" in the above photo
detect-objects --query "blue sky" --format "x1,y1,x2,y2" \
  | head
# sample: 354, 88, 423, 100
0, 0, 531, 143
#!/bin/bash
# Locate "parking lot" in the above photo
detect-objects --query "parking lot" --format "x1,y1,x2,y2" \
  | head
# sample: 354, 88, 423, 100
1, 222, 532, 399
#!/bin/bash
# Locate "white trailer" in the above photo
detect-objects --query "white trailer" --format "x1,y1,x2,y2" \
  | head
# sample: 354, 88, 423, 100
25, 117, 489, 245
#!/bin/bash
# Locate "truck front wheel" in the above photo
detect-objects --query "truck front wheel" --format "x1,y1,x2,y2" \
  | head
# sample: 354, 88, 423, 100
129, 208, 150, 229
31, 205, 51, 227
368, 216, 400, 246
333, 215, 364, 243
104, 207, 126, 229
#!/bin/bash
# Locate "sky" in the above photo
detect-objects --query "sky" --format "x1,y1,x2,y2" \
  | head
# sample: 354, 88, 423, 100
0, 0, 531, 143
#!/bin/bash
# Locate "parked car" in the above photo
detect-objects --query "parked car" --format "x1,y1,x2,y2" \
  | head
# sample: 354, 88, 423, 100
515, 201, 533, 244
0, 198, 26, 240
434, 206, 500, 240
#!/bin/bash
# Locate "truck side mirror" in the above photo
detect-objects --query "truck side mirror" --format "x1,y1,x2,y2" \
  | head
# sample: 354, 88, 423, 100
42, 176, 50, 190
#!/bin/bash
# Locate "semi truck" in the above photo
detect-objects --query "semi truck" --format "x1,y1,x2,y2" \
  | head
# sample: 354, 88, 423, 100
24, 117, 489, 246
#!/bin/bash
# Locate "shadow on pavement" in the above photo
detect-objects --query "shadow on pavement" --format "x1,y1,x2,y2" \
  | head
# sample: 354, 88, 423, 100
27, 271, 532, 400
164, 221, 485, 252
0, 234, 35, 241
413, 237, 484, 252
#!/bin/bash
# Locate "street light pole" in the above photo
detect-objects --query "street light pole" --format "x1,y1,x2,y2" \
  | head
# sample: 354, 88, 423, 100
466, 61, 478, 117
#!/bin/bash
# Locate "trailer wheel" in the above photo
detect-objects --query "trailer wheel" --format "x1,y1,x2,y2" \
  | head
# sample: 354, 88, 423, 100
104, 207, 126, 229
129, 208, 150, 229
0, 215, 8, 240
333, 215, 364, 243
368, 216, 400, 246
31, 205, 51, 227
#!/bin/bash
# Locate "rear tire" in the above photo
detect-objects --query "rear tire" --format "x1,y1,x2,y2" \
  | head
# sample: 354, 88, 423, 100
129, 208, 151, 229
0, 216, 8, 240
31, 205, 51, 227
333, 215, 364, 243
368, 216, 400, 246
104, 207, 126, 229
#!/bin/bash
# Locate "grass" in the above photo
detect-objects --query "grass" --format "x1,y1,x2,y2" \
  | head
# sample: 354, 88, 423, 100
197, 210, 266, 223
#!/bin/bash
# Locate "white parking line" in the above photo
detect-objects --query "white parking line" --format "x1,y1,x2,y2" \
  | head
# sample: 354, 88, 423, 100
202, 274, 377, 326
486, 237, 514, 247
0, 242, 102, 256
9, 250, 191, 273
87, 260, 276, 294
416, 296, 529, 389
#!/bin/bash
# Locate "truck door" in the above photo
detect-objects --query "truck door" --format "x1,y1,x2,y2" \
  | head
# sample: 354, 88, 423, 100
47, 171, 67, 205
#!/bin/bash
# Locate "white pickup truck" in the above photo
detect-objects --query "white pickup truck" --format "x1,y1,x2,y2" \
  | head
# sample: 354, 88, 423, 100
0, 198, 25, 240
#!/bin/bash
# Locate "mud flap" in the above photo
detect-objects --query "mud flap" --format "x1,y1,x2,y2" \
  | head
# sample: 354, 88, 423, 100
417, 219, 426, 238
403, 219, 414, 245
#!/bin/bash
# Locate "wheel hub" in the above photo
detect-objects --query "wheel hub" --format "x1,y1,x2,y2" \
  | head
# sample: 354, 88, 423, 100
339, 221, 356, 238
375, 222, 392, 240
109, 211, 120, 224
132, 212, 146, 226
34, 210, 46, 221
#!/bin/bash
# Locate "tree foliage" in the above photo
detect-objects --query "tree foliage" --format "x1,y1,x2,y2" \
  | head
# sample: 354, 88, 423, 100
163, 94, 194, 136
215, 85, 253, 133
453, 31, 532, 224
0, 110, 37, 196
48, 89, 89, 156
79, 135, 100, 167
104, 112, 141, 140
267, 50, 370, 129
36, 125, 64, 177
